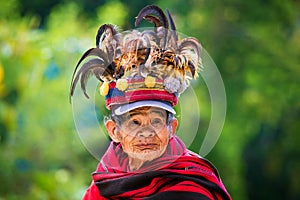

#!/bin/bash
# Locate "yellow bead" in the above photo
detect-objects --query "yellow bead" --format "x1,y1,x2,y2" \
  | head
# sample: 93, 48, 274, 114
116, 78, 128, 91
99, 82, 109, 96
144, 76, 156, 88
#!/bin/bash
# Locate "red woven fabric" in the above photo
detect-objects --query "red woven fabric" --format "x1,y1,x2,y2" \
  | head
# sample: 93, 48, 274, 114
106, 89, 178, 109
82, 136, 231, 200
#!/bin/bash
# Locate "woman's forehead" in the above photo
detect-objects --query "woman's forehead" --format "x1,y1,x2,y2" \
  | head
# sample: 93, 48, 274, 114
127, 106, 167, 116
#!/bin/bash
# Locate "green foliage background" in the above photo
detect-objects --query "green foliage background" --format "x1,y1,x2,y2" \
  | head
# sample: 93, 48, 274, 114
0, 0, 299, 199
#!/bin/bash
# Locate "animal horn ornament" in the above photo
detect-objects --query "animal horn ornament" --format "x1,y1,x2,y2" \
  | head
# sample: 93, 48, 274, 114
70, 5, 203, 109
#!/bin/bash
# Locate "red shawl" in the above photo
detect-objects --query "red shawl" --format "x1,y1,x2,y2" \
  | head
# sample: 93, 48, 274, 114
82, 136, 231, 200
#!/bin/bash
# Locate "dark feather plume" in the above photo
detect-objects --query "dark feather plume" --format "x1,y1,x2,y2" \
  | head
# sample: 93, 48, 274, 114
70, 48, 109, 99
166, 9, 179, 51
75, 58, 107, 98
96, 24, 117, 48
166, 9, 176, 31
135, 5, 169, 28
179, 38, 202, 60
143, 15, 163, 27
188, 60, 196, 78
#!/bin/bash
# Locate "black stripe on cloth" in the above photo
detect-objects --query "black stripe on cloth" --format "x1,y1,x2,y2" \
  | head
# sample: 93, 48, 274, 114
96, 170, 230, 200
162, 173, 227, 200
143, 191, 211, 200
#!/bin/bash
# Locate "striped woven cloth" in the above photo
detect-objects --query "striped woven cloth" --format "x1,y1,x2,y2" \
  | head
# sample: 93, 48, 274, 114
82, 136, 231, 200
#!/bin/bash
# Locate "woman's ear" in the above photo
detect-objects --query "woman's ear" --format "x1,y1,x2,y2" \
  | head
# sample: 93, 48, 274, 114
105, 120, 120, 143
169, 118, 178, 136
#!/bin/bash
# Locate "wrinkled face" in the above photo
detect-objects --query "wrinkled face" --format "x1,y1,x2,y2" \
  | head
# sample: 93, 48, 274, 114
106, 107, 177, 163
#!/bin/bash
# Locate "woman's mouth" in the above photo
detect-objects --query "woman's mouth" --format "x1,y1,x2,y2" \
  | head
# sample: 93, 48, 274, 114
135, 143, 158, 150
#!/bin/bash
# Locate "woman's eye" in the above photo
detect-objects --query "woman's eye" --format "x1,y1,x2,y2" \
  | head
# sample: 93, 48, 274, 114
128, 119, 141, 126
151, 118, 163, 127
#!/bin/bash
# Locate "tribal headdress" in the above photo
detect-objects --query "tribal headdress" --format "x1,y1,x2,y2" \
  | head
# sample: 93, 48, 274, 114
70, 5, 203, 114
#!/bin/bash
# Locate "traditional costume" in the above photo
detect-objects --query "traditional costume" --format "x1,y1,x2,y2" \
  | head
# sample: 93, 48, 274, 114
70, 5, 231, 200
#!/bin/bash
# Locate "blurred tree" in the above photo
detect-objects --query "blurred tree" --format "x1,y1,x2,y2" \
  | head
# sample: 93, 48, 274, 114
244, 107, 300, 200
19, 0, 61, 25
17, 0, 157, 28
0, 1, 116, 199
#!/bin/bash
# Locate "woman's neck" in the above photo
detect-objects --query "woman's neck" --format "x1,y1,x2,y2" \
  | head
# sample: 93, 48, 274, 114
128, 157, 145, 171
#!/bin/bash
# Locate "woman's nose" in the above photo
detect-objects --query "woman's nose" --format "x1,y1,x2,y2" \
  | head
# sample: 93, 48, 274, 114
136, 127, 156, 138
